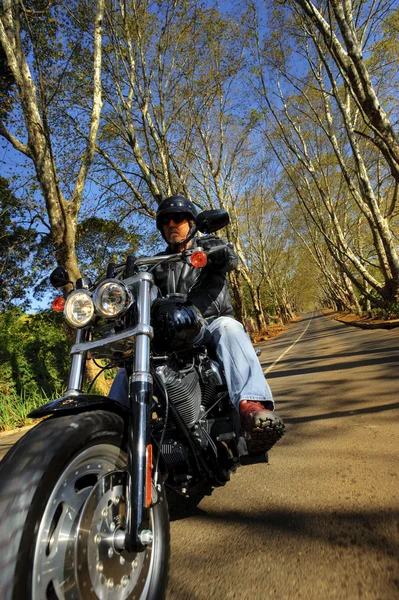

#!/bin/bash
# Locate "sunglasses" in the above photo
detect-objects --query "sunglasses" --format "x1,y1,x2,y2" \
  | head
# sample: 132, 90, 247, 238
160, 213, 190, 225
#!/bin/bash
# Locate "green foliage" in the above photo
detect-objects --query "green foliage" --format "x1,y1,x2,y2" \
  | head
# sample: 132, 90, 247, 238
76, 216, 141, 279
0, 177, 39, 310
0, 308, 119, 430
31, 216, 143, 304
382, 303, 399, 319
0, 308, 70, 401
369, 303, 399, 320
0, 389, 54, 431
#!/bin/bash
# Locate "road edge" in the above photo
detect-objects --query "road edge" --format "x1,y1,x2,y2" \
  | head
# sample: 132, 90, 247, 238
323, 310, 399, 330
0, 423, 35, 438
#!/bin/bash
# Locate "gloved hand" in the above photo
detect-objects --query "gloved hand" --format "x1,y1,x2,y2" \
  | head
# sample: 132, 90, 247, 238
201, 236, 231, 269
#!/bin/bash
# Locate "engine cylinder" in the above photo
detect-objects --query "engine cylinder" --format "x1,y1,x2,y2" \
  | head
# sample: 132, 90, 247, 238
162, 366, 202, 428
200, 380, 217, 410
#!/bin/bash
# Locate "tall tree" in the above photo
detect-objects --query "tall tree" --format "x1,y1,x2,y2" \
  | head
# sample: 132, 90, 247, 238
0, 41, 15, 118
90, 1, 250, 211
249, 0, 399, 309
0, 0, 105, 281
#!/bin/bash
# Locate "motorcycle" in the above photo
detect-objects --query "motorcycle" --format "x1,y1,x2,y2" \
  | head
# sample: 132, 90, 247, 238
0, 209, 269, 600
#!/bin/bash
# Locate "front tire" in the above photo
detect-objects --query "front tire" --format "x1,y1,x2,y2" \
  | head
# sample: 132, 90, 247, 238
0, 410, 169, 600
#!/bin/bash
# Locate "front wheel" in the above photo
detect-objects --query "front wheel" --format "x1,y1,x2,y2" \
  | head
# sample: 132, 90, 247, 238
0, 410, 169, 600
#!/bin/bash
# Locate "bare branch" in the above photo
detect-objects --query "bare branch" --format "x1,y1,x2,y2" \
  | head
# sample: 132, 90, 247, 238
0, 120, 30, 156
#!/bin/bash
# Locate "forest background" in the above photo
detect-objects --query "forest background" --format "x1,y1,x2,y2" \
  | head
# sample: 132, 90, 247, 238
1, 0, 399, 428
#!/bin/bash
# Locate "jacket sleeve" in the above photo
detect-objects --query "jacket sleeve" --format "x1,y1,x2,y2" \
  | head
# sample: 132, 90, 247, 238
199, 235, 238, 274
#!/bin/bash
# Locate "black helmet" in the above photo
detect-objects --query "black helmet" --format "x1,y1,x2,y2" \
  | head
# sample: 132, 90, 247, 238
156, 195, 198, 234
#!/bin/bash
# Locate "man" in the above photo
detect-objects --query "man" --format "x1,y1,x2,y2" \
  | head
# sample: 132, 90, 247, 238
110, 195, 285, 453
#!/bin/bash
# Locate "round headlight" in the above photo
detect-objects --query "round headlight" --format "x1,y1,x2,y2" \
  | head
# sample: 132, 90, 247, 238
93, 280, 129, 318
64, 290, 94, 328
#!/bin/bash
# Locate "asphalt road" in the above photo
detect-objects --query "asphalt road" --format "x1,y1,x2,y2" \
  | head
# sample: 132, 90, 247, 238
167, 312, 399, 600
0, 426, 32, 461
1, 312, 398, 599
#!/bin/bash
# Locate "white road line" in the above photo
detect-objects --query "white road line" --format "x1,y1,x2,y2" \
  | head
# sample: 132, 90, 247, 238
264, 314, 313, 374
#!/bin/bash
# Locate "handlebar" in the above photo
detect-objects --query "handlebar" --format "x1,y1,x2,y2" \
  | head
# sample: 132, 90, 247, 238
134, 252, 185, 267
134, 244, 229, 268
92, 244, 228, 288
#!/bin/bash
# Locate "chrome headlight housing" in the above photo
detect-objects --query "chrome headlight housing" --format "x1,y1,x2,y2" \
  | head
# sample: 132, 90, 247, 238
93, 279, 130, 319
64, 289, 94, 328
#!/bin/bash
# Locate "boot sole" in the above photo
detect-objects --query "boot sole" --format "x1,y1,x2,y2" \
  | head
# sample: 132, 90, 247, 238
246, 419, 285, 454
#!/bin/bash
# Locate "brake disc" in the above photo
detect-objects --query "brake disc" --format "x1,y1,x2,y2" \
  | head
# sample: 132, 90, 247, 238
75, 471, 153, 599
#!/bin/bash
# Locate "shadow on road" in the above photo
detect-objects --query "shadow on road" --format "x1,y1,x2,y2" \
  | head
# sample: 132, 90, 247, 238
264, 353, 399, 380
168, 505, 399, 599
284, 401, 399, 425
187, 505, 399, 555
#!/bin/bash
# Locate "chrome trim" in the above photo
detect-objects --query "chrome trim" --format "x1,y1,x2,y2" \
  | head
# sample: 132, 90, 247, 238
67, 329, 87, 391
70, 324, 153, 355
123, 271, 154, 286
134, 255, 178, 267
131, 373, 153, 384
134, 336, 150, 373
132, 251, 200, 268
134, 279, 151, 374
132, 251, 199, 268
62, 389, 81, 398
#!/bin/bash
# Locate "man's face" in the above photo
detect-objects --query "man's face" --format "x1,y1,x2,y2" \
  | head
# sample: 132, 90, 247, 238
162, 213, 191, 246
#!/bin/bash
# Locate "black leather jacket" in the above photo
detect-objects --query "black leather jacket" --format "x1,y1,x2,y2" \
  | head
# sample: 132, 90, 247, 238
152, 236, 238, 322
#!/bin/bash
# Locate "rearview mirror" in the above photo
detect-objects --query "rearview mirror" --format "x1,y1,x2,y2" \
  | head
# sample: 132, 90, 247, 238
49, 266, 70, 288
195, 209, 229, 234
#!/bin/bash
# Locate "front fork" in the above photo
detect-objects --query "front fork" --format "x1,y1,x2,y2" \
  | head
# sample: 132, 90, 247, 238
126, 274, 153, 552
66, 328, 87, 394
66, 273, 154, 553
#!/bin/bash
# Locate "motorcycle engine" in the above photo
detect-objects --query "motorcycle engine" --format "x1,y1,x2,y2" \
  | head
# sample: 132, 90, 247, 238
155, 355, 223, 429
155, 356, 226, 469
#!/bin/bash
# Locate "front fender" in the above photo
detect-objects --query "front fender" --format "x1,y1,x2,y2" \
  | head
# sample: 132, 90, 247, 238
28, 393, 129, 419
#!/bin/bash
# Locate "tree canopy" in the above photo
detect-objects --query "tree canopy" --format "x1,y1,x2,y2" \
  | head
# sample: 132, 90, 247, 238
1, 0, 399, 323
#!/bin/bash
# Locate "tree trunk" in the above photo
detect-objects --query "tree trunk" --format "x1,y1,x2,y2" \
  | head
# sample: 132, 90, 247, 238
250, 285, 267, 332
229, 270, 248, 327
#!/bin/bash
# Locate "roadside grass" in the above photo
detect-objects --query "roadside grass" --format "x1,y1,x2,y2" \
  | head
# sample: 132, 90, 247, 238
0, 389, 59, 431
0, 378, 112, 432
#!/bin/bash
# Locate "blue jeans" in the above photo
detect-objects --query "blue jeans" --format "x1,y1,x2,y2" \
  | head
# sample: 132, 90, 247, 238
109, 316, 274, 410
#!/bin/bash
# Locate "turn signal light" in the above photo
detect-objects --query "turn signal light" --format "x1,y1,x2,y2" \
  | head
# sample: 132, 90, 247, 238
190, 251, 207, 268
52, 296, 65, 312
